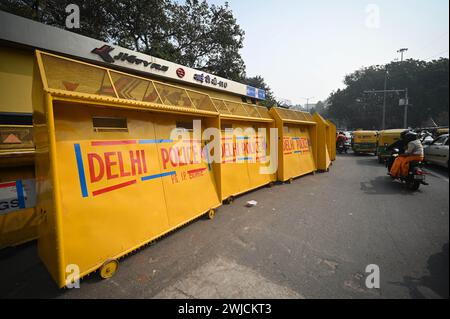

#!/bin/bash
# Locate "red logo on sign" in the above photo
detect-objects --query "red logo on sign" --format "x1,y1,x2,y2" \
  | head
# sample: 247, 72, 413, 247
176, 68, 185, 78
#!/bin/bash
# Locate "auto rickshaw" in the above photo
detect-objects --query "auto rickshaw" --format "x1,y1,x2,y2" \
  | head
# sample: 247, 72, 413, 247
436, 128, 449, 136
377, 129, 405, 163
352, 130, 378, 155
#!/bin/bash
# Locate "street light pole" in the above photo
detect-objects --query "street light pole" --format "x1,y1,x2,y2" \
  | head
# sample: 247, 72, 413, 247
300, 97, 315, 112
397, 48, 408, 62
382, 68, 387, 130
404, 88, 409, 128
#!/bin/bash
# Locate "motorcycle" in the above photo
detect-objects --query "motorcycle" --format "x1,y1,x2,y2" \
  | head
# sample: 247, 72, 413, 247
337, 143, 348, 154
386, 148, 428, 191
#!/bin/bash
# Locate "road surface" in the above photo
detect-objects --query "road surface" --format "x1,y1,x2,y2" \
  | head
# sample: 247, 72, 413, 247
0, 153, 448, 299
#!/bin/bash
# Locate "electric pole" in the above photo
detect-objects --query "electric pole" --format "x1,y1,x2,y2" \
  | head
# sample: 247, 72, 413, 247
382, 68, 388, 130
364, 88, 410, 129
397, 48, 408, 62
300, 97, 315, 112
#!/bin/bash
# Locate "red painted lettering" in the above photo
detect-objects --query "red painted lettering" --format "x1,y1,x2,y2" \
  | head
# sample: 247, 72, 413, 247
140, 150, 148, 173
88, 153, 104, 183
161, 148, 170, 169
104, 152, 119, 180
130, 150, 142, 175
117, 152, 131, 178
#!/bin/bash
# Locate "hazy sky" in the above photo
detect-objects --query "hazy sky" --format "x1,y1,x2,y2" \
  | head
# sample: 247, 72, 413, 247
208, 0, 449, 105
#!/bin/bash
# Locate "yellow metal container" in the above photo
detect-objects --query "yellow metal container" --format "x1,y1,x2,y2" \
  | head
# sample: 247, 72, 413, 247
326, 120, 337, 161
0, 47, 40, 249
269, 107, 317, 182
312, 113, 331, 171
34, 50, 223, 287
352, 130, 378, 154
0, 126, 38, 249
213, 99, 276, 202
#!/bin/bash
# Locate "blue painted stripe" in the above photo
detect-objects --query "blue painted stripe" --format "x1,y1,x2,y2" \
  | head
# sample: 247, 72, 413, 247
236, 136, 249, 140
15, 180, 26, 209
292, 137, 300, 140
141, 171, 176, 181
204, 143, 212, 171
139, 139, 173, 144
74, 144, 88, 198
293, 151, 302, 154
238, 157, 252, 161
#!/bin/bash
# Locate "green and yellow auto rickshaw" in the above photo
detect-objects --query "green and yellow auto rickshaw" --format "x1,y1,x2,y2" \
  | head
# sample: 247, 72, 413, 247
352, 130, 378, 155
377, 129, 405, 163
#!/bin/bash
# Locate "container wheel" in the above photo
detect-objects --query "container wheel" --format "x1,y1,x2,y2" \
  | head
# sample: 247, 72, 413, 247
207, 208, 215, 220
225, 196, 234, 205
99, 259, 118, 279
287, 178, 293, 184
267, 182, 275, 188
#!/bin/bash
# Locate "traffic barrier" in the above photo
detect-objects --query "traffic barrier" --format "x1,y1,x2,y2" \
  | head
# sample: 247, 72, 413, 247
213, 99, 276, 202
269, 107, 317, 182
326, 120, 337, 161
33, 50, 222, 287
0, 125, 38, 249
312, 113, 331, 171
352, 130, 378, 154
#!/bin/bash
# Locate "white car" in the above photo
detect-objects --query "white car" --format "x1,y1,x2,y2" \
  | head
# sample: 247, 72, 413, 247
424, 134, 449, 168
344, 131, 352, 147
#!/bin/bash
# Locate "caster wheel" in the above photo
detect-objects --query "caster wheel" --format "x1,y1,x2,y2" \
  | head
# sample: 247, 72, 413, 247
287, 178, 293, 184
207, 208, 215, 220
99, 259, 118, 279
267, 182, 274, 188
225, 196, 234, 205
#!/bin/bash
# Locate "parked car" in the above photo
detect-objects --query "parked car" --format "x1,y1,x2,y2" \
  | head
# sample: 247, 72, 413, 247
424, 134, 449, 168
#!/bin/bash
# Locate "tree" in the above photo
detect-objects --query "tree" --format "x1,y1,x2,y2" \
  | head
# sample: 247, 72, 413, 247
0, 0, 247, 81
326, 58, 449, 129
244, 75, 278, 108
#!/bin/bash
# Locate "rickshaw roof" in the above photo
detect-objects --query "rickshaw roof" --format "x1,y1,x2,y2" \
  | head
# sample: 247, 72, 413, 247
379, 129, 405, 135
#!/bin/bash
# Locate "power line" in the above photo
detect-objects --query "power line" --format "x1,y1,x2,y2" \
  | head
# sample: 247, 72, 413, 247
424, 49, 449, 61
415, 31, 449, 57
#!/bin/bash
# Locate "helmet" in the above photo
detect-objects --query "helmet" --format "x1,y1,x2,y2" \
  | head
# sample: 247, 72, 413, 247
404, 131, 418, 142
400, 130, 411, 140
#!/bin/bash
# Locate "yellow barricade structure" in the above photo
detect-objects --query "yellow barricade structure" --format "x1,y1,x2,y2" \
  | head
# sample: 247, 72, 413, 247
212, 99, 276, 202
326, 120, 337, 161
269, 107, 317, 182
0, 125, 38, 248
313, 113, 331, 171
33, 50, 222, 287
0, 46, 39, 248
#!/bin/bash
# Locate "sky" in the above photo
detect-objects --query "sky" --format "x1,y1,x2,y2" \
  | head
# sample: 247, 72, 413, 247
207, 0, 449, 105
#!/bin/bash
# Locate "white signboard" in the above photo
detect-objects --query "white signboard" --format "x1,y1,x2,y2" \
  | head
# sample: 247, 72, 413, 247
0, 11, 265, 100
0, 179, 36, 215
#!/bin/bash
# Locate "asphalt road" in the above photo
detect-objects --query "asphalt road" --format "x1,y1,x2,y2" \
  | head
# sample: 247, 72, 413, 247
1, 153, 448, 299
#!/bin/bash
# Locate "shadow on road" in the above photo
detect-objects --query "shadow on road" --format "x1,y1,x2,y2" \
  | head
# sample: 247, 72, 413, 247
360, 176, 418, 196
0, 242, 63, 298
389, 243, 449, 299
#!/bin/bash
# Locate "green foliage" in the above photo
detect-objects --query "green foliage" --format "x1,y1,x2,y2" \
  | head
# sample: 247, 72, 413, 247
327, 59, 449, 129
0, 0, 247, 81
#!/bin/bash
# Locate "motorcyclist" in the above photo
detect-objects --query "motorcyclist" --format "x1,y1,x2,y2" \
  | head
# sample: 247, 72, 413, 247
386, 129, 410, 154
336, 132, 347, 153
389, 131, 424, 178
336, 131, 347, 147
